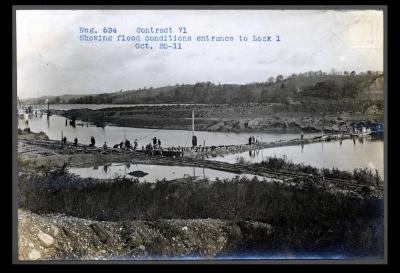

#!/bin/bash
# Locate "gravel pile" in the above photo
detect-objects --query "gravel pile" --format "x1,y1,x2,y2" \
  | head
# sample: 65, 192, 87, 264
18, 209, 273, 261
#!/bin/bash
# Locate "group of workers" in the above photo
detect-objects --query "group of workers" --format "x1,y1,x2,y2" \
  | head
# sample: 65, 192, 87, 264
60, 135, 165, 151
104, 137, 141, 150
59, 131, 310, 150
248, 136, 259, 145
145, 137, 162, 151
247, 132, 305, 145
113, 139, 139, 150
62, 136, 79, 146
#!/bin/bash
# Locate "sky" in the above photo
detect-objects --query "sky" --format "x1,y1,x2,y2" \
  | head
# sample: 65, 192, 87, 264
16, 9, 384, 99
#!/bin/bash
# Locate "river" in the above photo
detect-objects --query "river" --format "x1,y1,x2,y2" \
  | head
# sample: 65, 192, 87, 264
18, 114, 384, 177
18, 115, 320, 147
209, 139, 384, 177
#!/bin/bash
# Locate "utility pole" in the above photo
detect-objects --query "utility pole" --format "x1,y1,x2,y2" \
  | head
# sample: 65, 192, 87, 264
192, 108, 195, 138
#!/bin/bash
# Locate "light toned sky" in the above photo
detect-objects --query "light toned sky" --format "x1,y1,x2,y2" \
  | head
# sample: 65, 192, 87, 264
16, 9, 384, 99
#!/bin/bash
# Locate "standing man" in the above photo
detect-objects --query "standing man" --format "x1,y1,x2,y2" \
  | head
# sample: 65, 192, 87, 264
90, 136, 96, 147
74, 137, 78, 146
192, 135, 197, 147
125, 139, 131, 149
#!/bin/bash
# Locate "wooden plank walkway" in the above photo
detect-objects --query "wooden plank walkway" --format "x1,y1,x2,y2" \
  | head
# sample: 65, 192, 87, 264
19, 137, 382, 192
182, 133, 352, 156
20, 140, 184, 157
20, 132, 352, 158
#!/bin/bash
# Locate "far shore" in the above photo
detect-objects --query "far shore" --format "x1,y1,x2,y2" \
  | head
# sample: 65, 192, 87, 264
53, 101, 383, 133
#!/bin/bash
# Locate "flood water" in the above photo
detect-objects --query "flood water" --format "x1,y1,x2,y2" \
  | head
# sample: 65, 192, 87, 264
18, 115, 318, 147
18, 114, 384, 177
68, 163, 265, 182
210, 139, 384, 178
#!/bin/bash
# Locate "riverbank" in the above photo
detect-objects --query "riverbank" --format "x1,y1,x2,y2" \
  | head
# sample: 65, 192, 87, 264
17, 131, 384, 260
57, 100, 384, 132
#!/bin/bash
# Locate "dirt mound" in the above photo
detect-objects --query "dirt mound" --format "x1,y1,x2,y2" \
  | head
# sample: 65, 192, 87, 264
18, 209, 273, 260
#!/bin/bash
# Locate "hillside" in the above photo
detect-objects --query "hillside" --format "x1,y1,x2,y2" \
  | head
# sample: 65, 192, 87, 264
24, 71, 383, 105
22, 94, 87, 105
69, 74, 383, 104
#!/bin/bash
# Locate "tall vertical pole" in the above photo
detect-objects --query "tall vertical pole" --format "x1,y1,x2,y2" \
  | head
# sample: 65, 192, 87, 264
61, 130, 63, 148
192, 108, 194, 137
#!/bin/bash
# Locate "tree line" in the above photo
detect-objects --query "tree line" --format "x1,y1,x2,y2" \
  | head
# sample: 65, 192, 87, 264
62, 70, 383, 105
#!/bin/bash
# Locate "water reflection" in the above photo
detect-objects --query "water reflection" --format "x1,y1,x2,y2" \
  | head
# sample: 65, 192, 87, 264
18, 114, 318, 148
210, 138, 384, 178
18, 114, 384, 178
103, 164, 110, 174
249, 150, 255, 158
69, 163, 265, 182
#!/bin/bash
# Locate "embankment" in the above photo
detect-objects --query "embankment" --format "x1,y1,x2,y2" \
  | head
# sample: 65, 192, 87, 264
58, 100, 384, 132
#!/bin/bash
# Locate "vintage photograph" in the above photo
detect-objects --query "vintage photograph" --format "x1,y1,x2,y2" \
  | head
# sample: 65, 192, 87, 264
14, 7, 385, 262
